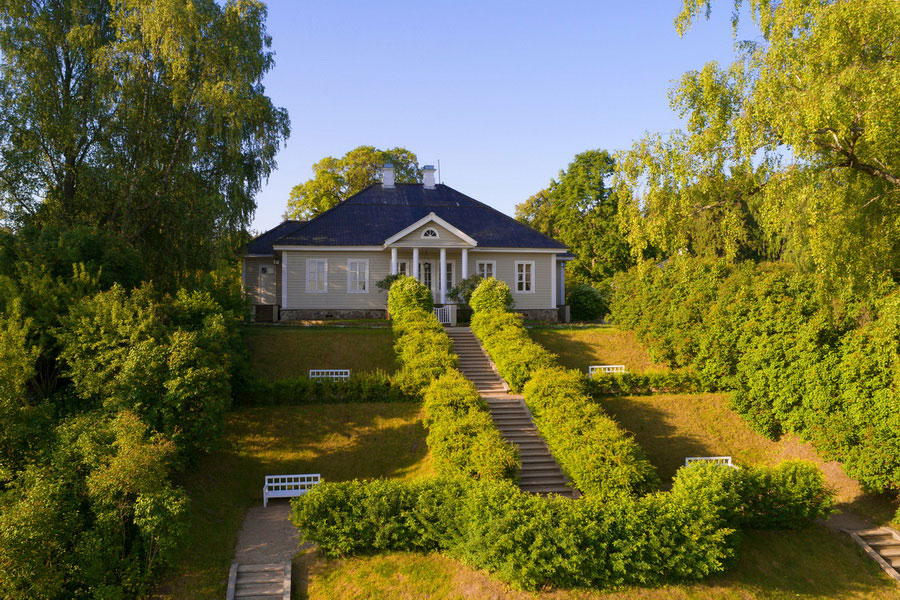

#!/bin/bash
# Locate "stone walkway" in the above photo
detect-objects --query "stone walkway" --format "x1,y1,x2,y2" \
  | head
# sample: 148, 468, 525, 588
233, 499, 304, 565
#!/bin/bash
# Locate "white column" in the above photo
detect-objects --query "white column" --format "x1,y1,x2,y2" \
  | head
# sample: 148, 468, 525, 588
461, 248, 468, 279
559, 263, 566, 305
550, 254, 557, 309
391, 247, 398, 275
439, 248, 447, 305
281, 251, 288, 309
412, 248, 419, 281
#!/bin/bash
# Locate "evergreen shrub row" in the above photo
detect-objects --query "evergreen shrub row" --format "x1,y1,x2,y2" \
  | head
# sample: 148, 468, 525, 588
524, 367, 659, 498
236, 370, 413, 405
423, 371, 520, 481
292, 462, 831, 590
585, 370, 704, 396
610, 258, 900, 492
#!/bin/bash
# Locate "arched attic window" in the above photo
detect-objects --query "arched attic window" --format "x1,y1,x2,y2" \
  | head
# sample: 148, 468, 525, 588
421, 228, 439, 239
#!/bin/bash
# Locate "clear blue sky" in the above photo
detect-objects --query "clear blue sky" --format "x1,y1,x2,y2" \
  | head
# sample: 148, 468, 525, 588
252, 0, 756, 233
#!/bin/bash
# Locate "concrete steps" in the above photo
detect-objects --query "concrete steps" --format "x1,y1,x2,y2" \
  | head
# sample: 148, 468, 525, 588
227, 562, 291, 600
847, 528, 900, 583
445, 326, 575, 499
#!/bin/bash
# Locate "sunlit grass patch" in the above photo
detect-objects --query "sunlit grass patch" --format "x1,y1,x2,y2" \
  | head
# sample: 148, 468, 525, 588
154, 403, 432, 599
529, 326, 668, 374
242, 325, 397, 378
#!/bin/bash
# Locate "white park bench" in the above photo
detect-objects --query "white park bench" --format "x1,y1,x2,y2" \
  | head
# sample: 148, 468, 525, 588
588, 365, 626, 376
263, 474, 321, 507
684, 456, 739, 469
309, 369, 350, 381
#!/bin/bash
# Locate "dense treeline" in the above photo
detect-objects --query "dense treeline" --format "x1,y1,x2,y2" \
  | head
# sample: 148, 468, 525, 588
610, 257, 900, 493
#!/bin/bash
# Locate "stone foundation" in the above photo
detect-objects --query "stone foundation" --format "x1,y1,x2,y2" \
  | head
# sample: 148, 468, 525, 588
279, 308, 388, 321
516, 308, 559, 323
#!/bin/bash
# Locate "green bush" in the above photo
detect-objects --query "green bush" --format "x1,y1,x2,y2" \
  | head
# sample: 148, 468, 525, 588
449, 274, 484, 305
388, 276, 433, 318
524, 367, 659, 498
292, 476, 739, 590
585, 370, 704, 396
671, 461, 834, 529
236, 370, 413, 405
470, 310, 556, 392
389, 307, 458, 396
423, 371, 519, 481
567, 283, 610, 321
609, 258, 900, 492
470, 278, 514, 313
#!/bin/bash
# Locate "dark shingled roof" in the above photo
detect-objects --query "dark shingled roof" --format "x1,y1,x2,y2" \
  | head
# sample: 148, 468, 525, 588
263, 183, 566, 250
245, 220, 305, 255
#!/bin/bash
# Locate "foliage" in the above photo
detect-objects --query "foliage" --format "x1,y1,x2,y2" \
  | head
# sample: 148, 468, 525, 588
566, 283, 610, 321
448, 274, 484, 305
389, 307, 457, 396
516, 150, 632, 283
585, 370, 705, 396
423, 371, 519, 482
292, 476, 738, 590
285, 146, 420, 220
375, 273, 404, 293
469, 309, 556, 392
236, 370, 413, 405
469, 277, 514, 313
388, 275, 434, 317
610, 257, 900, 492
524, 367, 659, 498
616, 0, 900, 293
0, 0, 290, 284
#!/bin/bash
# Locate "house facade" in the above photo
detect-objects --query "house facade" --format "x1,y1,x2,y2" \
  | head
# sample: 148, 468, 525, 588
243, 165, 571, 322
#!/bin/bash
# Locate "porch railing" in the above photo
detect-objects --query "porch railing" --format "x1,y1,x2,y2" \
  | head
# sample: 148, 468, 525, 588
434, 305, 451, 325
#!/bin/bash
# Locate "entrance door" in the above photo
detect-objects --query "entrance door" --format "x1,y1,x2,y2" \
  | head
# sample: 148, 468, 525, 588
418, 261, 436, 301
257, 264, 276, 305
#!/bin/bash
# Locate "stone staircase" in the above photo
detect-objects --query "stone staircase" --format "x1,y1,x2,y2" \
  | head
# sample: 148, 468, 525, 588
445, 327, 575, 498
848, 528, 900, 583
226, 562, 291, 600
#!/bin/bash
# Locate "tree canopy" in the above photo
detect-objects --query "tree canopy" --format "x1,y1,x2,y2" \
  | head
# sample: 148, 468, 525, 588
516, 150, 632, 283
615, 0, 900, 293
0, 0, 290, 284
285, 145, 421, 220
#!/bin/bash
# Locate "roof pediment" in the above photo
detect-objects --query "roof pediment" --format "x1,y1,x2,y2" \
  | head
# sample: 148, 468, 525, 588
383, 212, 477, 247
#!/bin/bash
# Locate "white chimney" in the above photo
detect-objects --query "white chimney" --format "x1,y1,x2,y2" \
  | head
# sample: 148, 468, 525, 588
422, 164, 436, 189
382, 163, 395, 188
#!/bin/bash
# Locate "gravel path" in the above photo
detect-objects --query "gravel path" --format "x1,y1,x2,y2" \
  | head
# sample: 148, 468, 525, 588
233, 499, 305, 565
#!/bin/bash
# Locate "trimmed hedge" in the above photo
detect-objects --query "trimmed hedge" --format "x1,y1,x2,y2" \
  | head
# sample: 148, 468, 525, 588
610, 258, 900, 492
585, 370, 704, 396
292, 476, 738, 590
388, 275, 434, 315
236, 370, 413, 405
470, 310, 556, 392
423, 371, 520, 481
524, 367, 659, 498
469, 277, 514, 312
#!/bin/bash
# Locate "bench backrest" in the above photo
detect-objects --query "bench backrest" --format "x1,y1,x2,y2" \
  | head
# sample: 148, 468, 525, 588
685, 456, 736, 469
309, 369, 350, 381
263, 474, 321, 506
588, 365, 626, 376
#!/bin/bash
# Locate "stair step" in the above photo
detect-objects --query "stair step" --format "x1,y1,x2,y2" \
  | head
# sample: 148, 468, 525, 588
869, 539, 900, 548
237, 564, 285, 573
880, 547, 900, 557
520, 468, 564, 477
236, 571, 283, 584
234, 582, 284, 596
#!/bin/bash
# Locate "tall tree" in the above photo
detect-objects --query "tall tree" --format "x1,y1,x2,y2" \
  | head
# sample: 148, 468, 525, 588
0, 0, 290, 284
285, 145, 420, 220
616, 0, 900, 293
516, 150, 632, 283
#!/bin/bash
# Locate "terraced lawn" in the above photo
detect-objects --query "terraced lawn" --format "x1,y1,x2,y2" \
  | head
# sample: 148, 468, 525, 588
242, 325, 396, 378
529, 326, 669, 374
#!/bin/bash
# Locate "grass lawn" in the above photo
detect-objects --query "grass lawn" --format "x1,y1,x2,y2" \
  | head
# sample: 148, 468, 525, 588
529, 326, 669, 374
242, 325, 396, 378
152, 403, 432, 600
296, 525, 900, 599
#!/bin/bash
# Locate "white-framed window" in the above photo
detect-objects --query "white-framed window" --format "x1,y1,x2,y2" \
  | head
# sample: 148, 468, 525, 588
419, 261, 434, 291
397, 260, 409, 276
476, 260, 496, 279
445, 261, 455, 293
421, 228, 439, 239
348, 259, 369, 293
306, 259, 327, 293
515, 261, 535, 293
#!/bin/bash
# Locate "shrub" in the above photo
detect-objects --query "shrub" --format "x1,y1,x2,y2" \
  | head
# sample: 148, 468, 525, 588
470, 310, 556, 391
567, 283, 610, 321
524, 367, 659, 498
609, 258, 900, 493
389, 307, 458, 396
470, 278, 514, 313
376, 273, 404, 292
423, 371, 519, 481
388, 276, 433, 317
236, 370, 413, 405
449, 274, 484, 305
292, 476, 739, 590
584, 370, 705, 396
